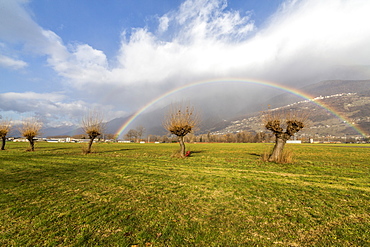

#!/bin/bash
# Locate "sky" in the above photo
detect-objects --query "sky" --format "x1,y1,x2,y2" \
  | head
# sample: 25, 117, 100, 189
1, 0, 370, 127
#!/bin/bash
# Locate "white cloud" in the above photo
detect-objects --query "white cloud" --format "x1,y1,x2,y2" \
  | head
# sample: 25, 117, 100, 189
0, 91, 125, 126
53, 44, 110, 86
0, 92, 68, 116
1, 92, 65, 101
158, 16, 170, 33
0, 54, 27, 69
105, 0, 370, 94
174, 0, 254, 42
245, 0, 370, 82
0, 0, 41, 43
31, 0, 255, 92
2, 0, 370, 125
0, 0, 70, 77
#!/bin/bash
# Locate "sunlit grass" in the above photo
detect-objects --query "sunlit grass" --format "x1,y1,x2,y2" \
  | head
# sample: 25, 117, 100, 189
1, 142, 369, 246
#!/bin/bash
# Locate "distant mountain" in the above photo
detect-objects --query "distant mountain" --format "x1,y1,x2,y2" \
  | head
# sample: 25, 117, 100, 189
104, 116, 132, 136
215, 91, 370, 137
42, 125, 81, 137
47, 115, 134, 138
302, 80, 370, 96
16, 80, 368, 139
103, 79, 370, 138
8, 124, 79, 138
259, 80, 370, 110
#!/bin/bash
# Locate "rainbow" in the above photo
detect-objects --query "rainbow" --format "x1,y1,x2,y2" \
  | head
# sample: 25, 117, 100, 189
115, 78, 368, 138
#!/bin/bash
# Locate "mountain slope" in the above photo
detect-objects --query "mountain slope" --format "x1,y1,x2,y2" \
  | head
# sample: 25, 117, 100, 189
104, 79, 370, 138
22, 80, 369, 138
216, 92, 370, 137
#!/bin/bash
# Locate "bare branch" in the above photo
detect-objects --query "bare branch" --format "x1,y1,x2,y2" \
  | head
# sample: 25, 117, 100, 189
19, 118, 42, 139
163, 103, 200, 137
262, 109, 308, 136
261, 109, 309, 162
81, 110, 105, 153
19, 117, 42, 151
0, 118, 12, 150
163, 102, 200, 157
82, 110, 105, 139
0, 118, 11, 138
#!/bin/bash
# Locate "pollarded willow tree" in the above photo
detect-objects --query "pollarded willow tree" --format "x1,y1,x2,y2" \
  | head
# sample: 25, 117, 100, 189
82, 110, 105, 154
163, 103, 200, 158
263, 109, 307, 162
0, 118, 11, 150
20, 118, 42, 151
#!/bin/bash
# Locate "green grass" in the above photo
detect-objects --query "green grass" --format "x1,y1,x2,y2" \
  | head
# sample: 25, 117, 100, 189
1, 142, 369, 246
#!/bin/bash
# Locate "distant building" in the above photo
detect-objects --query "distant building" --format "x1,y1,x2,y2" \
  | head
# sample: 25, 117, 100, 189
286, 140, 302, 144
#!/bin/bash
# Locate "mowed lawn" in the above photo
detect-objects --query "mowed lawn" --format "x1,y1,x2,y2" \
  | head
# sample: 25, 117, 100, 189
1, 142, 369, 246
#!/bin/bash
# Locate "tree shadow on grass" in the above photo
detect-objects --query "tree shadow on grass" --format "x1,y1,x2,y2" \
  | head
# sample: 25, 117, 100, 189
101, 148, 137, 153
38, 146, 73, 151
249, 152, 262, 157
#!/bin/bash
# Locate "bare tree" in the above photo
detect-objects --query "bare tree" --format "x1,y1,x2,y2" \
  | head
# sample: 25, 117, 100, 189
125, 129, 137, 142
161, 135, 169, 143
135, 126, 145, 142
104, 133, 117, 141
82, 110, 105, 153
163, 103, 200, 157
0, 118, 11, 150
20, 118, 42, 151
147, 134, 159, 143
263, 110, 307, 162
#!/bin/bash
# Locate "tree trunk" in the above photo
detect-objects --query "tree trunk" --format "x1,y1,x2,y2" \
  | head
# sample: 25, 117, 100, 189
29, 138, 35, 151
268, 137, 287, 162
87, 138, 94, 153
1, 136, 6, 150
179, 136, 186, 158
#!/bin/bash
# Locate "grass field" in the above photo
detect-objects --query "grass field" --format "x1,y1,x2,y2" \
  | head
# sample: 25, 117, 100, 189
1, 142, 369, 246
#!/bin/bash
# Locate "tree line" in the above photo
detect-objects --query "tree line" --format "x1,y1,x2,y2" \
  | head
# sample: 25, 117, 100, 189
142, 131, 273, 144
0, 103, 308, 162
